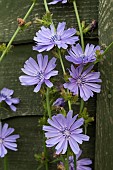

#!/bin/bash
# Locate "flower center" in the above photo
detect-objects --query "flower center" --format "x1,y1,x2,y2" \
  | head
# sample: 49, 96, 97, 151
51, 34, 61, 42
37, 71, 44, 81
77, 78, 82, 84
62, 128, 70, 139
64, 129, 70, 137
0, 138, 3, 144
80, 54, 86, 58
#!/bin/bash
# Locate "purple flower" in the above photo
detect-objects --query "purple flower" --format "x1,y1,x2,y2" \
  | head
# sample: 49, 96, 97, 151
43, 110, 89, 155
69, 150, 92, 170
19, 54, 58, 92
0, 88, 20, 112
33, 22, 79, 52
48, 0, 67, 4
0, 122, 20, 158
65, 43, 102, 65
64, 65, 101, 101
53, 98, 65, 107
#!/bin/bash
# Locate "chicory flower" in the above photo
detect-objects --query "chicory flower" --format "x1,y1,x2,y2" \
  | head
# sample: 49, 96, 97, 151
19, 54, 58, 92
0, 88, 20, 112
64, 65, 101, 101
0, 122, 20, 158
65, 43, 102, 65
69, 150, 92, 170
33, 22, 78, 52
53, 98, 65, 107
43, 110, 89, 155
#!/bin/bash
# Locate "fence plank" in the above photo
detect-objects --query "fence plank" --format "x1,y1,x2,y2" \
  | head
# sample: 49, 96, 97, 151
95, 0, 113, 169
0, 0, 98, 43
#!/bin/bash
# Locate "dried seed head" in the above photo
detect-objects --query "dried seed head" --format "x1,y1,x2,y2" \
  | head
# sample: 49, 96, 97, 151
17, 18, 25, 26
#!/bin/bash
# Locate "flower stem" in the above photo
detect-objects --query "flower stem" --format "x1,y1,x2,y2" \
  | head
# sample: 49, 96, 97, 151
0, 1, 36, 62
79, 99, 84, 114
57, 49, 72, 111
102, 41, 113, 57
57, 49, 66, 75
73, 0, 85, 115
4, 155, 8, 170
73, 0, 84, 51
65, 149, 69, 170
44, 0, 50, 13
46, 87, 51, 119
74, 154, 76, 170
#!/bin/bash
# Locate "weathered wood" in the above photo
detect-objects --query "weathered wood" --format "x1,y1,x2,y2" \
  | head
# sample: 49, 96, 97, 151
95, 0, 113, 169
0, 41, 97, 169
0, 116, 43, 170
0, 1, 99, 169
0, 0, 98, 43
0, 44, 44, 119
0, 116, 95, 170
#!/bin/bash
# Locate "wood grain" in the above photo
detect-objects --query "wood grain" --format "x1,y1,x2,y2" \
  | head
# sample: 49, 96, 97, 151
0, 0, 99, 169
0, 0, 98, 43
95, 0, 113, 169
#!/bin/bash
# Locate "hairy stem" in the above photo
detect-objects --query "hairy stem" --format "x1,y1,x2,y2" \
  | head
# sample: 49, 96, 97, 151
0, 1, 36, 62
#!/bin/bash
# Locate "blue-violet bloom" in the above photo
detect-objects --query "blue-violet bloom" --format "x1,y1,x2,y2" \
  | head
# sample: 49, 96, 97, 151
53, 98, 65, 107
19, 54, 58, 92
64, 65, 101, 101
69, 150, 92, 170
0, 88, 20, 112
65, 43, 102, 65
43, 110, 89, 155
0, 122, 20, 158
33, 22, 79, 52
48, 0, 67, 4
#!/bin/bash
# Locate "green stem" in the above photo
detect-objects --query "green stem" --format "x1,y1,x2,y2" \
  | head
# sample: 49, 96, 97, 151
0, 1, 36, 62
67, 98, 72, 111
79, 99, 84, 114
65, 149, 69, 170
44, 0, 50, 13
73, 0, 85, 116
102, 41, 113, 57
84, 124, 87, 134
73, 154, 76, 170
57, 49, 66, 75
4, 155, 8, 170
46, 88, 51, 119
73, 0, 84, 50
57, 49, 72, 110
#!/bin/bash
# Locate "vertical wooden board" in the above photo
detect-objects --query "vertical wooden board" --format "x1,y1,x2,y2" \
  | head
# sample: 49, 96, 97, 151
95, 0, 113, 169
